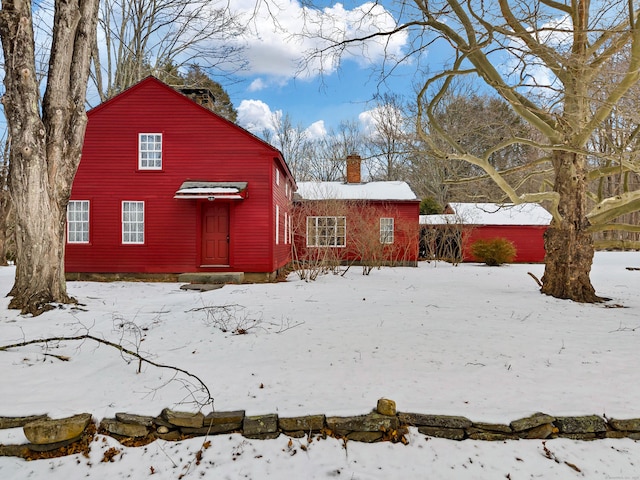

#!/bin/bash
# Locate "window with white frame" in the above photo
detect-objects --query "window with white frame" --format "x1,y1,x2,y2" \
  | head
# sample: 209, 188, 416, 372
380, 217, 394, 244
306, 216, 346, 247
122, 201, 145, 244
67, 200, 89, 243
275, 166, 280, 186
139, 133, 162, 169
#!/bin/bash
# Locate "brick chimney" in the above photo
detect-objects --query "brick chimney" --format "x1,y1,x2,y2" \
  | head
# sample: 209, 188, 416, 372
346, 154, 362, 184
180, 88, 215, 110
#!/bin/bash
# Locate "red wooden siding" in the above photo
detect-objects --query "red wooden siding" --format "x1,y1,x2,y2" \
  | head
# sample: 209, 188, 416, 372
66, 77, 294, 276
293, 200, 420, 264
463, 225, 547, 263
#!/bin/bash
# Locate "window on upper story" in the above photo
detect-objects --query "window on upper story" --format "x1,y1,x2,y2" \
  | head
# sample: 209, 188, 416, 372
275, 166, 280, 186
122, 201, 145, 244
380, 217, 394, 244
306, 216, 346, 247
67, 200, 89, 243
139, 133, 162, 170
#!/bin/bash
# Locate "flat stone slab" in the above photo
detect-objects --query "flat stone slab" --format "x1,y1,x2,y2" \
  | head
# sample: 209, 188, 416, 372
180, 284, 224, 292
243, 414, 279, 436
178, 272, 244, 284
23, 413, 92, 445
399, 413, 472, 430
101, 418, 149, 438
0, 415, 49, 430
204, 411, 245, 426
279, 415, 325, 432
418, 426, 465, 441
326, 413, 398, 434
472, 422, 512, 433
115, 413, 155, 427
27, 435, 82, 452
510, 413, 556, 432
161, 409, 204, 428
182, 423, 242, 435
555, 415, 606, 434
518, 423, 556, 439
609, 418, 640, 432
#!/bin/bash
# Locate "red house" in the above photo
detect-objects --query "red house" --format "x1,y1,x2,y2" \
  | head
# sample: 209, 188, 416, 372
66, 77, 295, 281
293, 156, 420, 267
420, 202, 551, 263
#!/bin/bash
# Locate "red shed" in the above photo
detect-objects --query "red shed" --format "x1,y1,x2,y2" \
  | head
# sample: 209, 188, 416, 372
293, 156, 420, 266
66, 77, 295, 281
420, 202, 551, 263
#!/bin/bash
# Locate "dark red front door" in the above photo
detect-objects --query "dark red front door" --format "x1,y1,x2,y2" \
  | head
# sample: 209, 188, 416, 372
201, 203, 229, 265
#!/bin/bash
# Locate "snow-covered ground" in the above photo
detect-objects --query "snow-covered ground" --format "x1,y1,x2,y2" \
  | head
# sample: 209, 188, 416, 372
1, 252, 639, 479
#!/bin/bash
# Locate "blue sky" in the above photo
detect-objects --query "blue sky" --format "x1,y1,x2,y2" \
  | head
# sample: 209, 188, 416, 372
225, 1, 423, 138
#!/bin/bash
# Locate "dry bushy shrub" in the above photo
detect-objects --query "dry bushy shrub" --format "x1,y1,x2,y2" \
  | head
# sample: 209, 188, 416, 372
470, 238, 517, 266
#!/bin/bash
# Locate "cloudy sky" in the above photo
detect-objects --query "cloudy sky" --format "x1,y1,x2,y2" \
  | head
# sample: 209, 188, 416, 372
225, 1, 421, 138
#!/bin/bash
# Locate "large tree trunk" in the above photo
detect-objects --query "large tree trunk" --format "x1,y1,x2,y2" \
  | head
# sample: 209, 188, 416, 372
541, 150, 603, 303
0, 0, 99, 316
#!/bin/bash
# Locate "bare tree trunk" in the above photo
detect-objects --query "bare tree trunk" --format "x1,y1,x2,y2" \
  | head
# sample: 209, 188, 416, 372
541, 151, 602, 302
0, 0, 99, 315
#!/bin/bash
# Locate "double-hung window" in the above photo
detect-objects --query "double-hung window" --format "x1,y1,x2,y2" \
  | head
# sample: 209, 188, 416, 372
67, 200, 89, 243
380, 217, 394, 244
122, 201, 145, 244
306, 216, 346, 247
139, 133, 162, 169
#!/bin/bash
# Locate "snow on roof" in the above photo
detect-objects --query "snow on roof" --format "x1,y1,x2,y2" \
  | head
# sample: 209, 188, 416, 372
444, 202, 552, 226
419, 214, 459, 225
296, 181, 418, 201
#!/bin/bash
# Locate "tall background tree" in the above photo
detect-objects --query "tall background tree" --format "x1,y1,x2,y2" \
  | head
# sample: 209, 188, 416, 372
92, 0, 244, 102
301, 0, 640, 302
0, 0, 99, 315
364, 92, 414, 181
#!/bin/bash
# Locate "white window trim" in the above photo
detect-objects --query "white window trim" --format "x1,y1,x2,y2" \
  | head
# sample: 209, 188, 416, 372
122, 201, 145, 244
138, 133, 162, 170
275, 167, 280, 186
275, 205, 280, 245
306, 216, 346, 248
284, 211, 288, 245
380, 217, 394, 244
67, 200, 90, 244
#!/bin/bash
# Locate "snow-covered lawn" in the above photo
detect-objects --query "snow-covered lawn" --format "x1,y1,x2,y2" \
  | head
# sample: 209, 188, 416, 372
1, 252, 639, 479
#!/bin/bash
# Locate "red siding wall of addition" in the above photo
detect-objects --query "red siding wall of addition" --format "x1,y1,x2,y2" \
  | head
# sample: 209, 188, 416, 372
293, 200, 420, 264
463, 225, 548, 263
66, 77, 294, 275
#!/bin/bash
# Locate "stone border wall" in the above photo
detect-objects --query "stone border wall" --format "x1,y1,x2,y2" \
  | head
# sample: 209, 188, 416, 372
2, 399, 640, 459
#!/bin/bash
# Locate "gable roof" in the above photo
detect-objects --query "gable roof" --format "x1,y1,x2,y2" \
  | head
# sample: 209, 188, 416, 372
86, 76, 296, 186
296, 181, 418, 201
421, 202, 551, 226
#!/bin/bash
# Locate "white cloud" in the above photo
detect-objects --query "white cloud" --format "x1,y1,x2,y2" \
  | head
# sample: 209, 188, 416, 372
237, 99, 280, 134
229, 1, 408, 82
238, 99, 328, 140
358, 103, 407, 139
358, 109, 376, 137
248, 78, 267, 92
304, 120, 327, 140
